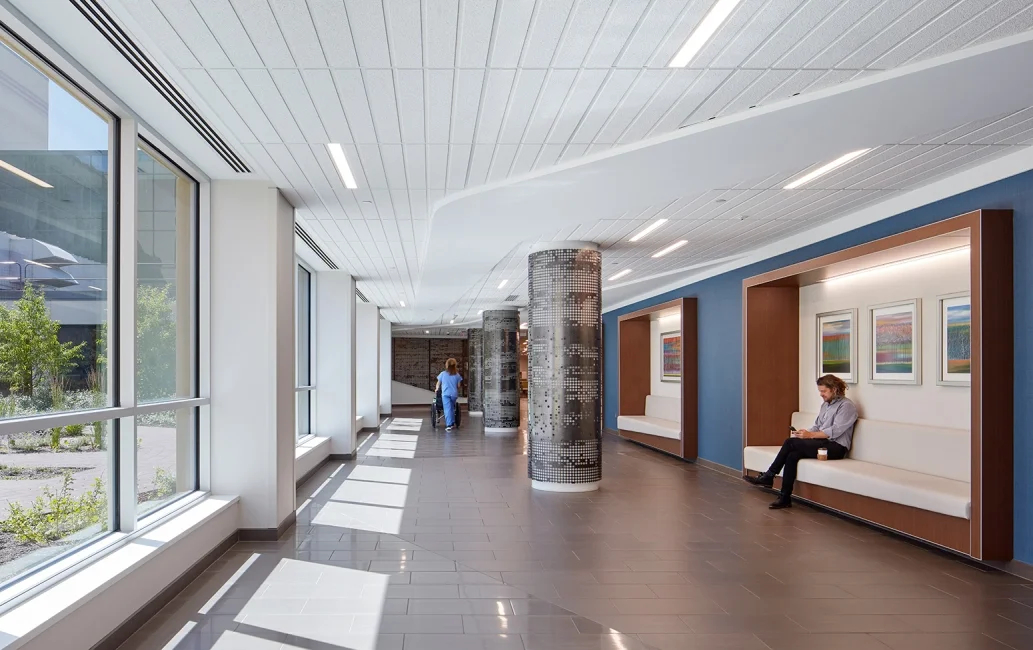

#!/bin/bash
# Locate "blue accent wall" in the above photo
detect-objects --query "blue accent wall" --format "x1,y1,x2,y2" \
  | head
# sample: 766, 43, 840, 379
603, 169, 1033, 562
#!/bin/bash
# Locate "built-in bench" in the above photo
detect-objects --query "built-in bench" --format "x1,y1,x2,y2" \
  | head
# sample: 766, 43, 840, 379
617, 395, 680, 440
744, 412, 971, 520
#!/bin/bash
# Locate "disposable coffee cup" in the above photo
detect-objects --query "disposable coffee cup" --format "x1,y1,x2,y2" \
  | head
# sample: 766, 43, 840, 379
817, 448, 828, 461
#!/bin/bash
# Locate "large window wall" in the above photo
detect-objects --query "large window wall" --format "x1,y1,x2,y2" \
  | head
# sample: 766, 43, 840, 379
0, 32, 201, 597
296, 263, 312, 440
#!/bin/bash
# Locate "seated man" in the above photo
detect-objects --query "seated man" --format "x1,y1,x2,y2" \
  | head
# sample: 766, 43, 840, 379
745, 374, 858, 509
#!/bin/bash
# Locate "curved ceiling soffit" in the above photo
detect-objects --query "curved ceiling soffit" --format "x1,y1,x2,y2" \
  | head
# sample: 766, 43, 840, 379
415, 31, 1033, 313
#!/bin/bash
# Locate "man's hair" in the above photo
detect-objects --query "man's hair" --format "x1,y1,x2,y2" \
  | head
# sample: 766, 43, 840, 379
816, 374, 847, 397
446, 358, 458, 375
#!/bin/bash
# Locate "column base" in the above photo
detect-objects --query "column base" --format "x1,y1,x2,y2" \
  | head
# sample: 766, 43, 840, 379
531, 480, 600, 493
484, 427, 518, 434
468, 411, 483, 417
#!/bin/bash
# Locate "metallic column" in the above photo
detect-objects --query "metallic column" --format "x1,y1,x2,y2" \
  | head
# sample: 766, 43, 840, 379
527, 242, 602, 492
467, 328, 483, 415
482, 310, 520, 432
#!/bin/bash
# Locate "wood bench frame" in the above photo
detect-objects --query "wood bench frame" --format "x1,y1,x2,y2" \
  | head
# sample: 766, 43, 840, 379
742, 209, 1013, 560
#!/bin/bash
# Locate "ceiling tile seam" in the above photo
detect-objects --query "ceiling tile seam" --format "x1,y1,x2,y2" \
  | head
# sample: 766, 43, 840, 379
849, 0, 956, 71
255, 0, 299, 68
886, 144, 1016, 190
178, 65, 900, 73
769, 0, 857, 70
799, 0, 901, 70
542, 0, 581, 69
159, 0, 230, 68
507, 68, 563, 166
481, 71, 529, 179
387, 69, 420, 304
844, 144, 992, 190
533, 67, 604, 166
611, 69, 691, 145
512, 0, 545, 69
461, 1, 505, 187
635, 0, 703, 69
269, 71, 326, 144
708, 0, 789, 70
568, 0, 624, 70
736, 0, 818, 70
298, 0, 331, 68
948, 110, 1033, 145
892, 0, 1003, 68
604, 0, 664, 69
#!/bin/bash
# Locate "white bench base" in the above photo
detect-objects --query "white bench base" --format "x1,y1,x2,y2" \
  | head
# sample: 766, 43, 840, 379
616, 415, 679, 439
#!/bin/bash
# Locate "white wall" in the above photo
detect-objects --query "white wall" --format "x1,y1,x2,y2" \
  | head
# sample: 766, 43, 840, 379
650, 315, 682, 399
314, 272, 356, 456
209, 182, 296, 530
355, 302, 380, 429
379, 320, 392, 415
392, 381, 466, 406
798, 250, 970, 428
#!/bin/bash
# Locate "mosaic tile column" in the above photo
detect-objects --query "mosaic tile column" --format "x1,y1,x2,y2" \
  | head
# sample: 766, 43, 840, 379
482, 310, 520, 432
467, 328, 484, 415
527, 242, 602, 492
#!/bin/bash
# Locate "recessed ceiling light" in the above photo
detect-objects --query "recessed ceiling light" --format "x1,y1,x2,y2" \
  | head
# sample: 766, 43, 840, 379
477, 309, 483, 315
498, 279, 508, 289
326, 143, 358, 189
652, 240, 688, 258
629, 219, 667, 242
608, 269, 633, 281
450, 319, 455, 324
783, 149, 871, 190
668, 0, 743, 67
520, 322, 528, 329
0, 159, 53, 188
425, 330, 430, 334
399, 300, 405, 307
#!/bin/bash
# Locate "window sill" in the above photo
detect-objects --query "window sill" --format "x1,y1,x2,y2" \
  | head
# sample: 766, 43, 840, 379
0, 494, 239, 649
296, 436, 331, 485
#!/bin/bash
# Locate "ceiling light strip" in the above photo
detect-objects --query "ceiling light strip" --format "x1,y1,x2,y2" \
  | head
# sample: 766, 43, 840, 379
652, 240, 688, 258
783, 149, 871, 190
821, 246, 970, 284
629, 219, 667, 242
497, 279, 508, 289
327, 143, 358, 189
0, 159, 52, 188
668, 0, 743, 68
608, 269, 633, 281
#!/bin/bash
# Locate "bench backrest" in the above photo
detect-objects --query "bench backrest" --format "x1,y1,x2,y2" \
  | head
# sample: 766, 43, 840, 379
791, 411, 970, 482
645, 395, 681, 423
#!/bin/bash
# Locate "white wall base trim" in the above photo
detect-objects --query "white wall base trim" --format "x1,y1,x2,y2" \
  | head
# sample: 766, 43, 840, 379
531, 480, 600, 493
484, 427, 518, 434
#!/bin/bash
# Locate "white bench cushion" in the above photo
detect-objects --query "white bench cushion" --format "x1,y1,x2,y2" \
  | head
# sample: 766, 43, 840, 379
645, 395, 681, 422
743, 446, 970, 519
617, 415, 680, 439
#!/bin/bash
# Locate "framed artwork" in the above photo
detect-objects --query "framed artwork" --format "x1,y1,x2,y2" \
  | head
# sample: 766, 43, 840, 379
661, 331, 681, 382
938, 292, 971, 386
816, 309, 858, 384
869, 299, 922, 385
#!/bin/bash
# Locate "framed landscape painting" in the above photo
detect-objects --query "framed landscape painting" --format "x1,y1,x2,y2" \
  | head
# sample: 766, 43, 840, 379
938, 292, 971, 386
816, 309, 857, 384
661, 331, 681, 382
869, 299, 921, 385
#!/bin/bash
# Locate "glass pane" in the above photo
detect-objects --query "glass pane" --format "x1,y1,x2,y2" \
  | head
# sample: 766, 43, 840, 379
297, 390, 310, 439
0, 418, 114, 585
137, 406, 195, 517
297, 265, 311, 387
136, 145, 194, 404
0, 42, 112, 419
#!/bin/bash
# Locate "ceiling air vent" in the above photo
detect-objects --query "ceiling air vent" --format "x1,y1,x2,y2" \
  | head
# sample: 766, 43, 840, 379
504, 294, 518, 302
355, 289, 369, 303
295, 224, 338, 270
70, 0, 251, 173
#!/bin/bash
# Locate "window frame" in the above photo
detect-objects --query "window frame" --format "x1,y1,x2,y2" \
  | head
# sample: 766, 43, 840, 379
296, 261, 315, 443
0, 21, 209, 610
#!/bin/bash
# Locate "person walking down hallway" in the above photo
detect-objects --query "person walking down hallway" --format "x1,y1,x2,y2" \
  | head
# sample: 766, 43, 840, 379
436, 358, 463, 432
745, 374, 858, 509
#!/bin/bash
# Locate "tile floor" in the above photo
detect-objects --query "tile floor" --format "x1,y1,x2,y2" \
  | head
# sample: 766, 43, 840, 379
119, 407, 1033, 649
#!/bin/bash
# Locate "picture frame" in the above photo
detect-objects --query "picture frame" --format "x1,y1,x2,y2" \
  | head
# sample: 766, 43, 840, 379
816, 309, 858, 384
869, 299, 922, 385
660, 330, 681, 382
937, 292, 971, 387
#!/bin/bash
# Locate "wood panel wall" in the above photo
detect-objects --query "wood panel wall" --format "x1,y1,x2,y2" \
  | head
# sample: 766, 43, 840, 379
744, 286, 800, 447
617, 318, 651, 417
681, 298, 699, 460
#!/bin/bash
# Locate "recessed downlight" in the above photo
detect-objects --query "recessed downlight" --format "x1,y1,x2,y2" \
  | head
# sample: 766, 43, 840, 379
497, 279, 508, 289
783, 149, 871, 190
608, 269, 633, 281
327, 143, 358, 189
629, 219, 668, 242
668, 0, 743, 68
399, 300, 405, 307
652, 240, 688, 258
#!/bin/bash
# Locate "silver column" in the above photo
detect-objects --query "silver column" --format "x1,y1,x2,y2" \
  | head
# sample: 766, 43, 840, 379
482, 310, 520, 432
527, 242, 602, 492
467, 328, 483, 415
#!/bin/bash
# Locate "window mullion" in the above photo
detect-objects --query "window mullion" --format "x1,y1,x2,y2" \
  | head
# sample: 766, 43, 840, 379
118, 117, 139, 532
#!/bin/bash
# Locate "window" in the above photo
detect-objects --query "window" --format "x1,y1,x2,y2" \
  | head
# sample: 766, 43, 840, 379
0, 32, 202, 598
296, 263, 312, 440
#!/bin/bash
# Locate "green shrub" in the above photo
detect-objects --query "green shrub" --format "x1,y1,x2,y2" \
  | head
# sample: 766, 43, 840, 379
65, 436, 94, 451
1, 473, 106, 544
8, 432, 47, 452
64, 423, 85, 437
153, 468, 177, 500
92, 422, 105, 450
50, 428, 61, 449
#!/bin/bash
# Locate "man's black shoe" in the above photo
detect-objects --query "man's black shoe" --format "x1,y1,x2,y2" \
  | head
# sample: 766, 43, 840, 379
745, 473, 774, 488
769, 497, 792, 510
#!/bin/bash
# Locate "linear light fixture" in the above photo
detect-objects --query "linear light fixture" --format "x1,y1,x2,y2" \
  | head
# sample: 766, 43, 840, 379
668, 0, 743, 67
822, 246, 969, 285
450, 319, 455, 324
629, 219, 667, 242
0, 159, 53, 188
327, 143, 358, 189
497, 279, 508, 289
520, 322, 528, 329
652, 240, 688, 258
0, 277, 17, 281
24, 260, 52, 269
399, 300, 405, 307
608, 269, 633, 281
477, 309, 483, 315
88, 286, 103, 291
783, 149, 871, 190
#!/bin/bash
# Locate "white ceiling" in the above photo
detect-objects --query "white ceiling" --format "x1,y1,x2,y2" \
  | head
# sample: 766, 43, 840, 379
91, 0, 1033, 327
